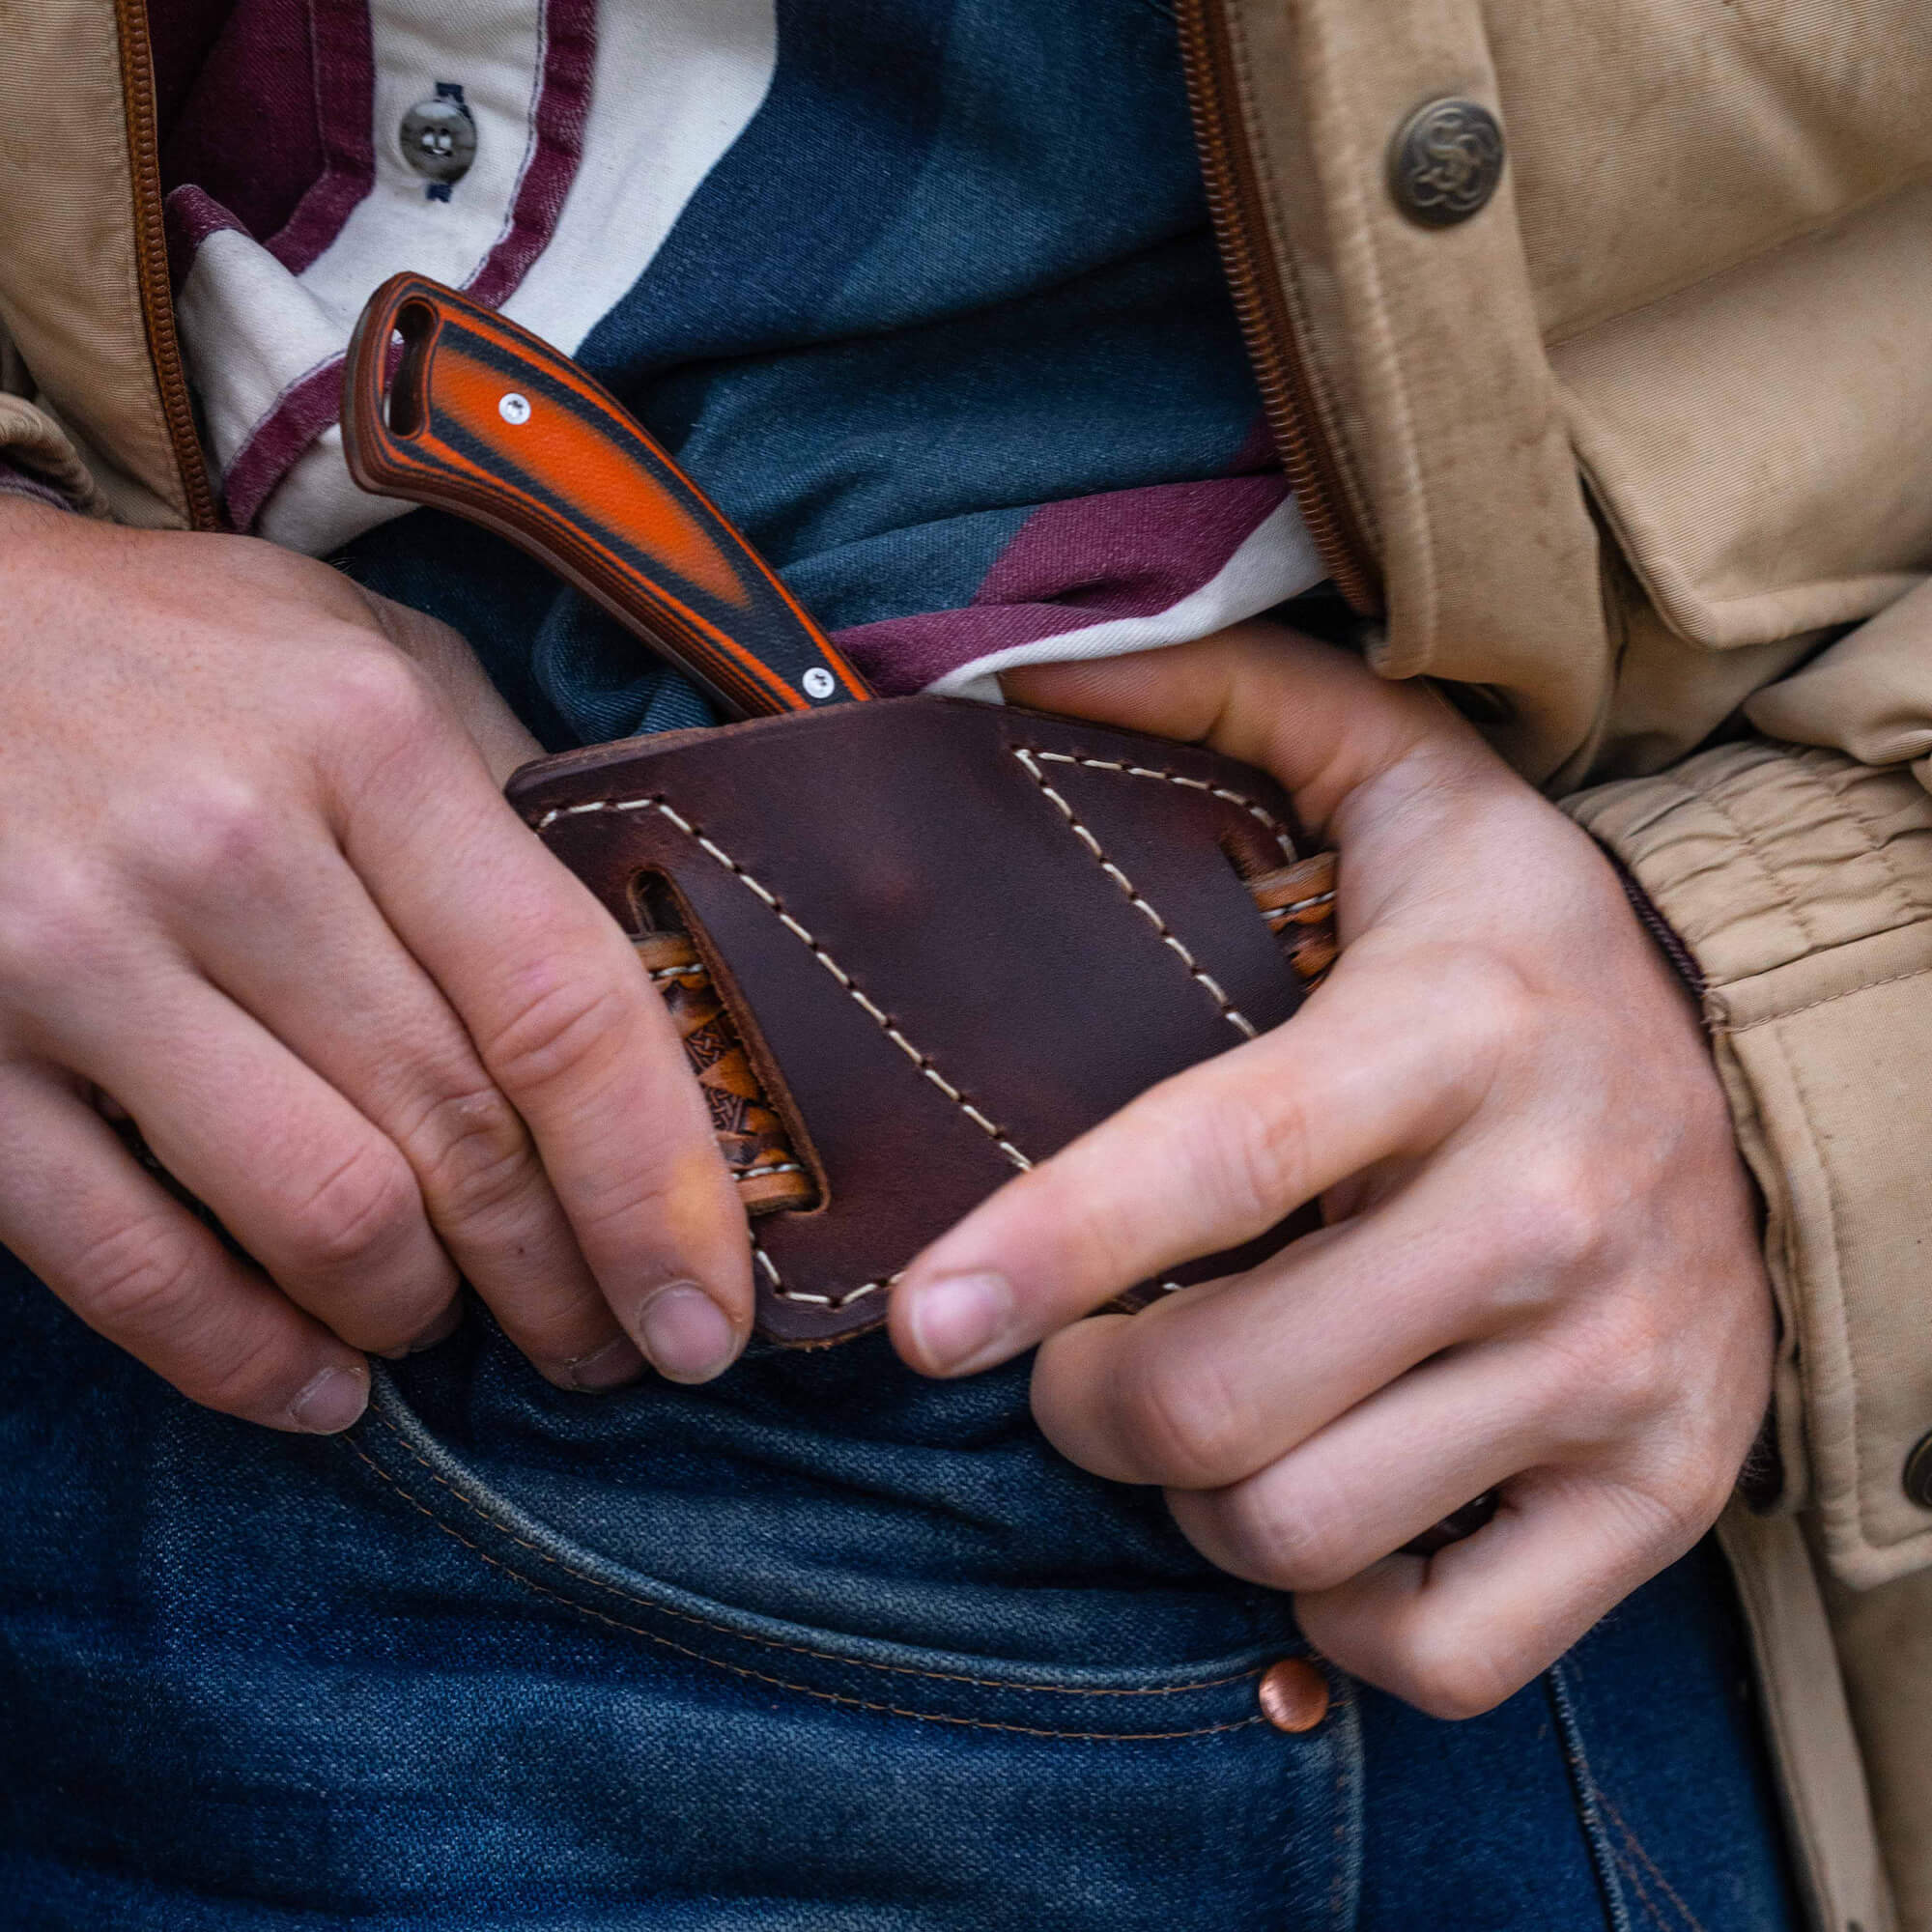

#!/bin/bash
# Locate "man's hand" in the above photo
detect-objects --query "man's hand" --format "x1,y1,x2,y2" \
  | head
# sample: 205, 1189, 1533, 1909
0, 500, 750, 1431
889, 624, 1774, 1719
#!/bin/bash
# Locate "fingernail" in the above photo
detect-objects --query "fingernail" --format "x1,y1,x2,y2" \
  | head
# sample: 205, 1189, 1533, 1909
903, 1271, 1013, 1375
565, 1334, 647, 1393
288, 1365, 369, 1435
633, 1283, 738, 1384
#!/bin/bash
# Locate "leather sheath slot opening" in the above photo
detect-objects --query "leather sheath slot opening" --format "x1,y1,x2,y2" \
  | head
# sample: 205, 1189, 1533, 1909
384, 298, 437, 439
629, 870, 685, 936
628, 867, 829, 1219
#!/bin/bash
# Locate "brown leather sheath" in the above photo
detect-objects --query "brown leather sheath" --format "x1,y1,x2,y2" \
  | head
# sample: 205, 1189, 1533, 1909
509, 694, 1334, 1347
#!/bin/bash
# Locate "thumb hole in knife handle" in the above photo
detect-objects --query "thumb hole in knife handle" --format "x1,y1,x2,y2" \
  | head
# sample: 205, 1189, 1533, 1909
629, 868, 826, 1220
382, 298, 438, 440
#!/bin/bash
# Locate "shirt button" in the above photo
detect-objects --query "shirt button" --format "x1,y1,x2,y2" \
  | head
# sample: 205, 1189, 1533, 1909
400, 93, 477, 185
1387, 97, 1505, 227
1258, 1657, 1330, 1734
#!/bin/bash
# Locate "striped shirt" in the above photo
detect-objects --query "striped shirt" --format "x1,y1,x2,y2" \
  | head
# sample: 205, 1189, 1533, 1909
158, 0, 1322, 740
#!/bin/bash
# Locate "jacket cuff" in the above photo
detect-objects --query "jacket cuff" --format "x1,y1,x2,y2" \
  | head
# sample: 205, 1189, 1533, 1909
0, 393, 110, 517
1566, 740, 1932, 1589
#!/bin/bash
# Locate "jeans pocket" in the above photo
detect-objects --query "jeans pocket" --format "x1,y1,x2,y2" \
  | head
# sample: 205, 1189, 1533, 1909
352, 1362, 1308, 1739
337, 1362, 1369, 1931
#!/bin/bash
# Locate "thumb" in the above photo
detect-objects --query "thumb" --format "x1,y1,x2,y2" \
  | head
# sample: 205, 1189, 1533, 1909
1001, 623, 1469, 836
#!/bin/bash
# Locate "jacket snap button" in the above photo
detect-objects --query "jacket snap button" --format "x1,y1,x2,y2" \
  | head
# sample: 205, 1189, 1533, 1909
1258, 1657, 1330, 1733
1388, 98, 1505, 228
400, 92, 476, 185
1903, 1432, 1932, 1508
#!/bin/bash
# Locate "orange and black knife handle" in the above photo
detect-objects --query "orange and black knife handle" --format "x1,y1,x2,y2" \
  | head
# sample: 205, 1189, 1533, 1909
342, 272, 873, 721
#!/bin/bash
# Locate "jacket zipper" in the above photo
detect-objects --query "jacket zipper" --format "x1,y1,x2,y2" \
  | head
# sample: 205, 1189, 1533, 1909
114, 0, 219, 530
1175, 0, 1381, 613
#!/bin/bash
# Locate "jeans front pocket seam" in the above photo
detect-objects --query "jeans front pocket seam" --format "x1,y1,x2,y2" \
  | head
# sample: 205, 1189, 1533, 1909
1548, 1660, 1636, 1932
345, 1419, 1277, 1741
1597, 1791, 1713, 1932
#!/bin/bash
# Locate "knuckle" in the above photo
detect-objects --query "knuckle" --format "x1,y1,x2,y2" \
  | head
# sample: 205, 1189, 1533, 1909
1115, 1347, 1257, 1488
1492, 1152, 1614, 1285
482, 970, 631, 1098
304, 642, 441, 767
1420, 942, 1535, 1053
411, 1081, 540, 1227
189, 1330, 312, 1422
1394, 1633, 1522, 1722
1208, 1082, 1316, 1228
142, 775, 281, 899
0, 859, 114, 984
1625, 1435, 1734, 1537
1467, 953, 1541, 1039
280, 1141, 422, 1274
68, 1212, 207, 1339
1214, 1472, 1359, 1592
1540, 1299, 1675, 1443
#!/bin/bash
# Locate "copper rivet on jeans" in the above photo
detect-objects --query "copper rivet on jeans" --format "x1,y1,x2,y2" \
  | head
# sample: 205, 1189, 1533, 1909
1903, 1432, 1932, 1509
1387, 98, 1505, 227
1258, 1658, 1330, 1734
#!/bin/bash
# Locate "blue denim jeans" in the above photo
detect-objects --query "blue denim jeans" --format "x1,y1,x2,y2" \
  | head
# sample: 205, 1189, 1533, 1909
0, 1251, 1798, 1929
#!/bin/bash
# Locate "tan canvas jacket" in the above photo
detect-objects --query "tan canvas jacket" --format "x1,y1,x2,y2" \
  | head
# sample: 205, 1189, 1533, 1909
3, 2, 1930, 1925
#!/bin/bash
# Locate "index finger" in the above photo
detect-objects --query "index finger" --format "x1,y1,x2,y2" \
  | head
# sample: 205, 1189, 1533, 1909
327, 668, 751, 1372
889, 946, 1497, 1378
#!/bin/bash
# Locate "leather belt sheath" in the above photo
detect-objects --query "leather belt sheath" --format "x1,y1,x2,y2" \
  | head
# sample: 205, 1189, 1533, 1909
509, 694, 1337, 1347
338, 274, 1340, 1351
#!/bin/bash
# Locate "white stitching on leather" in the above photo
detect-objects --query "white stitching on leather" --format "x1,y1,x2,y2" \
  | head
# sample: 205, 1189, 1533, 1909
533, 795, 1035, 1180
538, 754, 1283, 1316
1024, 750, 1295, 862
753, 1240, 897, 1311
1262, 895, 1335, 925
753, 1241, 1186, 1315
1013, 749, 1262, 1041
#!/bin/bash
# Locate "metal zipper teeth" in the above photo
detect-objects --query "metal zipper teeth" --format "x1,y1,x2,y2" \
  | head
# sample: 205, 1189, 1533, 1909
114, 0, 219, 530
1175, 0, 1381, 614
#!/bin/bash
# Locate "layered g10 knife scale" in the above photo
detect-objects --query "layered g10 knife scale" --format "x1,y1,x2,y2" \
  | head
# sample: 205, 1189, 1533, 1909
342, 272, 874, 721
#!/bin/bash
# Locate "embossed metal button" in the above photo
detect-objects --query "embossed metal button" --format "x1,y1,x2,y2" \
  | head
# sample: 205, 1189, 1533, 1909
1388, 97, 1505, 228
400, 93, 476, 185
1258, 1657, 1330, 1734
1904, 1431, 1932, 1508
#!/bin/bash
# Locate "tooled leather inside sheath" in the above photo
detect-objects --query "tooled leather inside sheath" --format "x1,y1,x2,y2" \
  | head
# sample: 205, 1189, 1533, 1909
631, 930, 816, 1214
1248, 852, 1339, 989
511, 696, 1334, 1346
